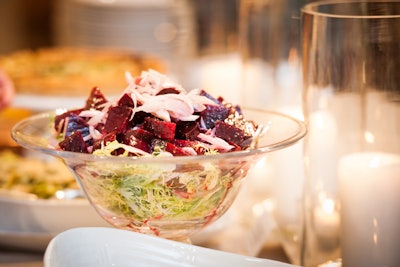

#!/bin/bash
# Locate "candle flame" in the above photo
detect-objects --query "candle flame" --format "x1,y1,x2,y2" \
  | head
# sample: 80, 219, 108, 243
322, 198, 335, 214
373, 218, 379, 245
364, 131, 375, 144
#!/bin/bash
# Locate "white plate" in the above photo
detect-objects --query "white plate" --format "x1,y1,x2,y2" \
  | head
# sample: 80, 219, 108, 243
0, 191, 110, 251
44, 227, 298, 267
0, 191, 109, 233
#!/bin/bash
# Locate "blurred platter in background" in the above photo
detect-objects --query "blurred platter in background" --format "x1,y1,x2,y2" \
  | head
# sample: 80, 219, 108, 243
0, 46, 166, 97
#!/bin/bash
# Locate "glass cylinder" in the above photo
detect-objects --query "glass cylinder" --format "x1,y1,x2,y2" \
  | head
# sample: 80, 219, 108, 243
240, 0, 306, 114
302, 1, 400, 266
239, 0, 311, 264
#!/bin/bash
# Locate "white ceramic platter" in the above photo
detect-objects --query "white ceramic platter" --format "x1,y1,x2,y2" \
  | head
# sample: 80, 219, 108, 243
44, 227, 298, 267
0, 191, 109, 251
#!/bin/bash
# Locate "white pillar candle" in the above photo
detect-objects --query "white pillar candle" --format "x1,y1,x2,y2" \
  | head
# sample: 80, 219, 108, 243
272, 142, 305, 224
308, 110, 338, 194
338, 152, 400, 267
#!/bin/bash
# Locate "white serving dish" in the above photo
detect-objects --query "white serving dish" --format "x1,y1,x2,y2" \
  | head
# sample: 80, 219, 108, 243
0, 190, 109, 233
0, 190, 109, 251
44, 227, 298, 267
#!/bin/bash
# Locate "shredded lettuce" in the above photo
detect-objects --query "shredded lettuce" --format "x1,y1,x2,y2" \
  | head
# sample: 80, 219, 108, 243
74, 160, 236, 224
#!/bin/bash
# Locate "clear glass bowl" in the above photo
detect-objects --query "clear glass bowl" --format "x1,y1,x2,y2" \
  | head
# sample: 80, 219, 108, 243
12, 108, 306, 242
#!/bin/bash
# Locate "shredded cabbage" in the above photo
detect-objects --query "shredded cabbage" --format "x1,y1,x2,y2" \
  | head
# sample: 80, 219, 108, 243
75, 160, 235, 224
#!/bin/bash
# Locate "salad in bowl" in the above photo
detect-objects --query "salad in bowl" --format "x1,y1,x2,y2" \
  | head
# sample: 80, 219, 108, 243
12, 69, 306, 242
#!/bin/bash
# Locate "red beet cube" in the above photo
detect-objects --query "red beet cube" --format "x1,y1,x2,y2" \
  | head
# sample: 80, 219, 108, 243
214, 121, 245, 145
165, 142, 192, 156
59, 131, 89, 153
54, 108, 84, 132
122, 128, 154, 144
200, 105, 230, 129
103, 105, 132, 134
143, 117, 176, 140
118, 93, 135, 107
172, 139, 205, 155
175, 121, 200, 141
85, 87, 108, 110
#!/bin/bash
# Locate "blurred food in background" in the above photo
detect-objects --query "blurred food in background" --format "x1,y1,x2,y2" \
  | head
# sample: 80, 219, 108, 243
0, 47, 165, 97
0, 149, 77, 199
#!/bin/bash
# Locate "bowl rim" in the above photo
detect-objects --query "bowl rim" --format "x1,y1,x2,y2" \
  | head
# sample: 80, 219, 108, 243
11, 107, 307, 164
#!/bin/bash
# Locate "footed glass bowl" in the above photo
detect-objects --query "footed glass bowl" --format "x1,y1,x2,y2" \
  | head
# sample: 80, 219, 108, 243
12, 108, 306, 242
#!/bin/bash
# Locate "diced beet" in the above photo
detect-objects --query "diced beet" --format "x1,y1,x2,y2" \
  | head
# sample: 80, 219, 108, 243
103, 105, 132, 134
120, 130, 151, 153
199, 105, 230, 129
214, 121, 245, 145
85, 87, 108, 110
175, 121, 200, 140
200, 90, 221, 104
165, 142, 192, 156
118, 93, 134, 107
156, 87, 180, 95
233, 105, 243, 115
65, 114, 90, 138
121, 128, 154, 144
217, 96, 225, 103
54, 108, 84, 132
165, 177, 185, 189
229, 142, 242, 152
130, 111, 149, 125
59, 131, 89, 153
172, 139, 205, 155
143, 117, 176, 140
131, 139, 151, 153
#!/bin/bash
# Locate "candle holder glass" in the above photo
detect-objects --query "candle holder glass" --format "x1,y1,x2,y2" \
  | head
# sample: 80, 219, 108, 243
239, 1, 309, 264
302, 1, 400, 266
